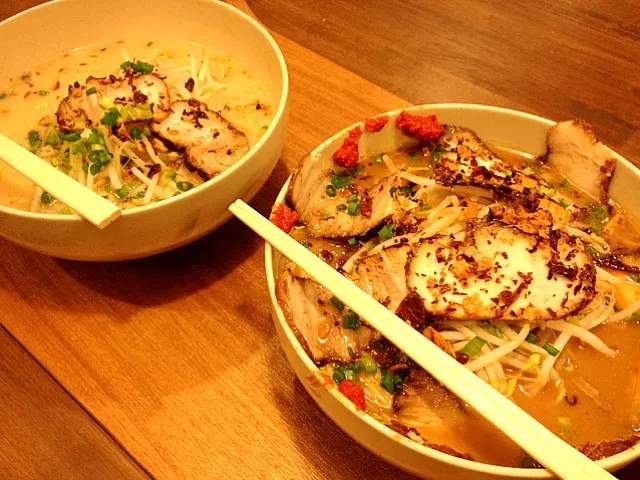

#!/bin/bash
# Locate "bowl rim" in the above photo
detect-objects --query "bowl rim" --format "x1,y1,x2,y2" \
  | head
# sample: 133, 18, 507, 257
264, 103, 640, 478
0, 0, 289, 222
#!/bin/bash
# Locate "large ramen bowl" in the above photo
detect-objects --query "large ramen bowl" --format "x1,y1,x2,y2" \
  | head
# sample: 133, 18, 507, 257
0, 0, 288, 261
265, 104, 640, 479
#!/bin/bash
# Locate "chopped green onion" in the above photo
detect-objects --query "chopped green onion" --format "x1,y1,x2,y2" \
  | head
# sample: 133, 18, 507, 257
58, 131, 81, 142
115, 186, 128, 199
82, 163, 89, 173
120, 60, 132, 70
409, 153, 419, 161
503, 169, 513, 177
461, 336, 486, 356
320, 210, 330, 217
542, 342, 560, 356
38, 90, 49, 96
331, 296, 345, 311
389, 186, 397, 194
481, 322, 503, 338
176, 181, 194, 192
136, 191, 145, 198
85, 86, 97, 96
374, 155, 384, 164
325, 184, 337, 197
349, 166, 363, 176
28, 130, 41, 148
347, 202, 360, 216
100, 107, 121, 127
560, 178, 569, 188
380, 369, 403, 393
333, 368, 346, 385
40, 191, 54, 205
399, 186, 412, 196
347, 346, 355, 358
422, 205, 432, 211
337, 204, 347, 211
60, 207, 73, 215
378, 223, 394, 241
89, 163, 101, 175
525, 333, 538, 344
165, 170, 177, 179
431, 146, 446, 160
330, 173, 350, 189
299, 241, 310, 249
358, 354, 378, 374
347, 237, 358, 246
342, 310, 360, 329
104, 184, 112, 193
132, 61, 154, 74
586, 246, 598, 256
630, 313, 640, 321
143, 124, 151, 137
136, 103, 153, 120
585, 203, 608, 233
88, 150, 111, 165
559, 198, 571, 208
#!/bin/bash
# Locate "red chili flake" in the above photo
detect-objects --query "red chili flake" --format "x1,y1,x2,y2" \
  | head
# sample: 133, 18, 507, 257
396, 111, 444, 142
332, 127, 362, 168
338, 379, 366, 410
364, 115, 389, 133
270, 203, 298, 233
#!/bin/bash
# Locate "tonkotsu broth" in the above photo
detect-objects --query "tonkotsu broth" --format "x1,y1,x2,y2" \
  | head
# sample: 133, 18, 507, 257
0, 39, 275, 212
293, 145, 640, 467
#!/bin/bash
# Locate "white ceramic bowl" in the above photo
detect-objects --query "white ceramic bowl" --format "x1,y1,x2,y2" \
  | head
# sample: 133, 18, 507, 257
265, 104, 640, 479
0, 0, 288, 261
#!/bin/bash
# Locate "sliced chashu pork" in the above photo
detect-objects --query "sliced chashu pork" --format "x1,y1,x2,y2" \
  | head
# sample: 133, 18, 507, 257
287, 152, 396, 239
152, 100, 249, 180
542, 119, 616, 204
57, 73, 170, 130
409, 223, 596, 321
350, 221, 596, 322
276, 269, 377, 364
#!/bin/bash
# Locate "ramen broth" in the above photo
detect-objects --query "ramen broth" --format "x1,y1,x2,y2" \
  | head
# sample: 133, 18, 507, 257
0, 38, 275, 212
293, 145, 640, 467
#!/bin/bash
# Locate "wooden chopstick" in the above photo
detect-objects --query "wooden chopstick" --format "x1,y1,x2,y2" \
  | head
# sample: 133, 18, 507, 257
0, 134, 121, 228
229, 199, 615, 480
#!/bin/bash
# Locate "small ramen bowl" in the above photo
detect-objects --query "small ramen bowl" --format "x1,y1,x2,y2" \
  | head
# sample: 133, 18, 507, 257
0, 0, 288, 261
264, 104, 640, 479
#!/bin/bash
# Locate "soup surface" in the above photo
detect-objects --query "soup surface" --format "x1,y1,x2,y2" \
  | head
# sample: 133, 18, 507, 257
0, 38, 274, 213
275, 115, 640, 467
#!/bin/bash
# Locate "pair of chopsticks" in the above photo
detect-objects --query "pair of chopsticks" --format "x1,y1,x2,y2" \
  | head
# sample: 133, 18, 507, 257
0, 134, 120, 228
229, 199, 615, 480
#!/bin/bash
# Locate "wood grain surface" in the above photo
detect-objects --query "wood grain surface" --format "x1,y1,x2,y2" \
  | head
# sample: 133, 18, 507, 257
0, 1, 638, 479
0, 327, 150, 479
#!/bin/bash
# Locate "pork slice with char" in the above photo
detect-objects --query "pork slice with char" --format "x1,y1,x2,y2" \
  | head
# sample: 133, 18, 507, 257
152, 100, 249, 180
276, 269, 377, 364
542, 119, 616, 204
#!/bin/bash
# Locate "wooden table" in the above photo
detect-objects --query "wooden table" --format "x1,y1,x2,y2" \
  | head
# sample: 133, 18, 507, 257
0, 1, 638, 478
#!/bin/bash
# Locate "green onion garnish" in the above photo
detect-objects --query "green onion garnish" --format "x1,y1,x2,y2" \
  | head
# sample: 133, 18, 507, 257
105, 184, 112, 193
347, 202, 360, 216
399, 186, 412, 196
560, 178, 569, 188
136, 191, 145, 198
347, 193, 358, 203
176, 181, 194, 192
503, 169, 513, 177
525, 333, 537, 344
60, 207, 73, 215
330, 173, 350, 189
380, 369, 403, 393
115, 186, 128, 199
461, 336, 486, 356
89, 163, 101, 175
325, 184, 337, 197
59, 131, 81, 142
28, 130, 41, 148
120, 61, 132, 70
358, 355, 378, 374
320, 210, 330, 217
165, 170, 177, 179
347, 237, 358, 246
337, 204, 347, 211
431, 146, 446, 160
378, 223, 394, 241
389, 186, 397, 194
481, 322, 503, 338
630, 313, 640, 320
40, 191, 54, 205
100, 107, 121, 127
374, 155, 384, 164
332, 368, 346, 385
38, 90, 49, 96
132, 61, 154, 74
559, 198, 571, 208
130, 127, 142, 140
331, 296, 345, 311
543, 342, 560, 356
342, 310, 360, 329
409, 153, 419, 161
86, 86, 97, 96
